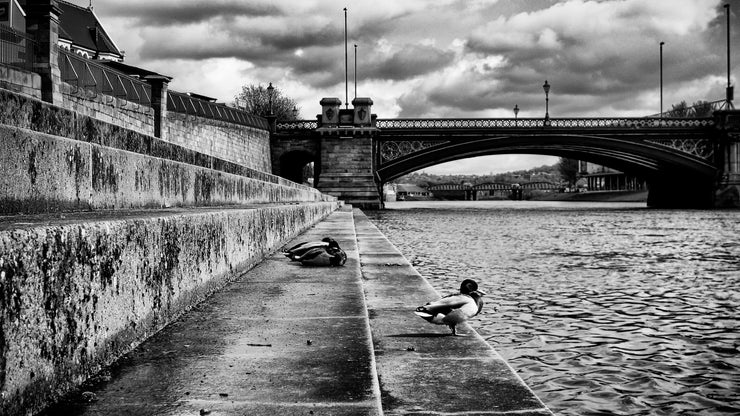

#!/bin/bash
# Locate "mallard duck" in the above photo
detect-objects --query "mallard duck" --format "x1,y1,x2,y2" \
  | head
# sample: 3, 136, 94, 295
297, 245, 347, 267
283, 237, 337, 261
414, 279, 485, 336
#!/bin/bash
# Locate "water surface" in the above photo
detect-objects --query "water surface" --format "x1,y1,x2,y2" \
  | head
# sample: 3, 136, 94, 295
366, 200, 740, 415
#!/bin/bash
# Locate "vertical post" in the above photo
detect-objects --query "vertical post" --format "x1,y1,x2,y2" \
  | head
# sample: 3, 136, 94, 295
354, 44, 357, 101
144, 75, 169, 139
266, 83, 276, 134
344, 8, 349, 109
542, 80, 550, 125
660, 41, 664, 117
25, 0, 63, 104
725, 4, 734, 108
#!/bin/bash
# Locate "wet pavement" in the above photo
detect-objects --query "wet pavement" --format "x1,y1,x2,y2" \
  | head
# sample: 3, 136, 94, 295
41, 207, 551, 416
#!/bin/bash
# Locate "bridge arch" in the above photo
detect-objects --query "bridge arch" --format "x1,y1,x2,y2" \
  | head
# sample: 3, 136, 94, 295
376, 133, 715, 184
278, 150, 316, 185
273, 110, 739, 208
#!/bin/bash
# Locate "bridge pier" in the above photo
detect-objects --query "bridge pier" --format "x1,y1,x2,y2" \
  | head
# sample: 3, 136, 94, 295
714, 111, 740, 207
314, 98, 383, 209
646, 176, 716, 208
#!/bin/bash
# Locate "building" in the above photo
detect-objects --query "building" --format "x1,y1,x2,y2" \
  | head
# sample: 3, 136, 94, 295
0, 0, 26, 31
578, 161, 645, 192
395, 183, 432, 200
1, 1, 124, 61
55, 0, 123, 61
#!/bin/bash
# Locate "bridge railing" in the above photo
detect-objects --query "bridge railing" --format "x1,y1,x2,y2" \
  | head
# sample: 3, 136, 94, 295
376, 117, 714, 129
276, 119, 319, 130
276, 117, 716, 132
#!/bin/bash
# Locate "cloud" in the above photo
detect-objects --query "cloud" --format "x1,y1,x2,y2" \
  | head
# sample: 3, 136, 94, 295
363, 43, 456, 81
100, 0, 282, 26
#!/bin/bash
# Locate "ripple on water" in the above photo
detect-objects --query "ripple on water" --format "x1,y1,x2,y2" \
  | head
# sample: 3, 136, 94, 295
366, 202, 740, 416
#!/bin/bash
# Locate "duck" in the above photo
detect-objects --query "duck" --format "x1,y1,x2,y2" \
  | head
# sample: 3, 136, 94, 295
297, 244, 347, 267
283, 237, 337, 261
414, 279, 485, 336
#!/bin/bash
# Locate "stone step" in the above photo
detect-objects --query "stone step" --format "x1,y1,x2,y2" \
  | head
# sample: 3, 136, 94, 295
1, 202, 342, 416
0, 125, 330, 215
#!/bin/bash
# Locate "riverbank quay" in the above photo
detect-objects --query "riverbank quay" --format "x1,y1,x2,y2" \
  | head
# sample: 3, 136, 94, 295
38, 207, 552, 415
0, 202, 340, 415
354, 209, 553, 416
38, 207, 382, 416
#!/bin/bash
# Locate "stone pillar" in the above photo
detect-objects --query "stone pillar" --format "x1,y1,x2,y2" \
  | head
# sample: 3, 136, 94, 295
315, 97, 382, 209
144, 75, 170, 140
25, 0, 62, 104
713, 110, 740, 207
319, 97, 341, 126
352, 97, 374, 127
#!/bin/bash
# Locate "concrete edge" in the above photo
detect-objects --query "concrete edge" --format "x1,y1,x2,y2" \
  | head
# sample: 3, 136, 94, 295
352, 208, 554, 415
0, 202, 339, 415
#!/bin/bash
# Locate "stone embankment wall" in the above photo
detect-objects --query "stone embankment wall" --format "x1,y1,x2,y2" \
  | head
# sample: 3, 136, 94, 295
0, 88, 328, 214
59, 81, 156, 137
0, 65, 41, 100
166, 112, 271, 173
0, 87, 339, 415
2, 64, 271, 173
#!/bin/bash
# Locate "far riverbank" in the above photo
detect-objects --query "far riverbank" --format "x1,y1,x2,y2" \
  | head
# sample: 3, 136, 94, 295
531, 190, 648, 202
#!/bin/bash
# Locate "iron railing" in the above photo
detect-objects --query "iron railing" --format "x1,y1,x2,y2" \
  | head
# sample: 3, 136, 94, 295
167, 90, 269, 130
57, 48, 152, 106
0, 24, 36, 71
276, 120, 318, 130
376, 117, 714, 129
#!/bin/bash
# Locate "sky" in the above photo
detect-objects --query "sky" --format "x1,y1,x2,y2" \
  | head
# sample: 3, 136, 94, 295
77, 0, 738, 175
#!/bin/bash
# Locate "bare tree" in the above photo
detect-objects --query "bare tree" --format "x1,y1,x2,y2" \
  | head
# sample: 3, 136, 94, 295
234, 84, 300, 120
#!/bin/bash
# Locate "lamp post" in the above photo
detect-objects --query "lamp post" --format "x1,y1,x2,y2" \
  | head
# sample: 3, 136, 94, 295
660, 41, 664, 117
513, 104, 519, 125
542, 80, 550, 125
267, 82, 274, 116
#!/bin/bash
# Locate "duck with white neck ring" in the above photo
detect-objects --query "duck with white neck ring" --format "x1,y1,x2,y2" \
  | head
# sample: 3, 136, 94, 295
414, 279, 485, 336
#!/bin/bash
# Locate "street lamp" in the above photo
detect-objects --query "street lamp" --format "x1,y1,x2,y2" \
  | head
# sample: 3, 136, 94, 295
543, 80, 550, 125
513, 104, 519, 125
267, 82, 274, 116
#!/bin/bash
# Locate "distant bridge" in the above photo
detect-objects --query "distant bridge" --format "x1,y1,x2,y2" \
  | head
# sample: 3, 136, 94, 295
270, 98, 740, 209
426, 181, 562, 200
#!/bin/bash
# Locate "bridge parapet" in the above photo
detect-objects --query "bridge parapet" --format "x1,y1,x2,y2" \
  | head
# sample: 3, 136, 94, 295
376, 117, 714, 129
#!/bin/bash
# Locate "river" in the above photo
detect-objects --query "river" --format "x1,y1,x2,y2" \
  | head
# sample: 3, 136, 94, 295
364, 200, 740, 416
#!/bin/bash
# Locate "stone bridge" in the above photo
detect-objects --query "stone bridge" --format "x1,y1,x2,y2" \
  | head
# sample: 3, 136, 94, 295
271, 98, 740, 209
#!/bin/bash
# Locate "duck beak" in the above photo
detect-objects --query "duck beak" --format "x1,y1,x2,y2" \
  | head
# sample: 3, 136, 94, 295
475, 290, 486, 296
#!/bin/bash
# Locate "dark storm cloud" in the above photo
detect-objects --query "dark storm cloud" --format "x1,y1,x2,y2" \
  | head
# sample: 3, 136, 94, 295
103, 1, 282, 26
363, 44, 456, 81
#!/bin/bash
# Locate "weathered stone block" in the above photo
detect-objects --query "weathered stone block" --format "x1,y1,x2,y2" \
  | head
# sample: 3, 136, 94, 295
0, 202, 338, 415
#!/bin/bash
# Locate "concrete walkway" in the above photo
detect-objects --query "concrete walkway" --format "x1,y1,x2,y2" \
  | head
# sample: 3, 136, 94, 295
42, 207, 552, 416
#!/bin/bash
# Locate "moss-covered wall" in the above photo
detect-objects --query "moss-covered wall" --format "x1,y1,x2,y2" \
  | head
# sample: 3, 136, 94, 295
0, 125, 333, 214
0, 202, 337, 415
